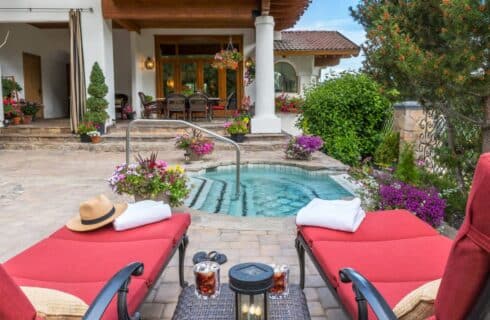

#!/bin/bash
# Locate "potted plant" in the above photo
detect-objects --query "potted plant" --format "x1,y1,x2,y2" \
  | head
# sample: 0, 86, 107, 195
7, 104, 22, 125
122, 105, 136, 120
77, 122, 96, 143
87, 130, 102, 144
224, 116, 249, 143
212, 49, 242, 70
108, 152, 190, 207
285, 135, 324, 160
2, 78, 22, 99
84, 62, 110, 134
21, 102, 40, 124
175, 129, 215, 162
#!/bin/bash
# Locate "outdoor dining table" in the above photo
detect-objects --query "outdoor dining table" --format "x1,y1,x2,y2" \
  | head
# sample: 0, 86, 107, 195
157, 96, 221, 120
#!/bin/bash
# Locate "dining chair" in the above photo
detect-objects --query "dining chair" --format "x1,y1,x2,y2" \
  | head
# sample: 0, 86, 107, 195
166, 93, 187, 120
188, 93, 209, 121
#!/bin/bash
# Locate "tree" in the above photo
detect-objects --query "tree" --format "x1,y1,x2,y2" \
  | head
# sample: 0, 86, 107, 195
351, 0, 489, 192
84, 62, 109, 125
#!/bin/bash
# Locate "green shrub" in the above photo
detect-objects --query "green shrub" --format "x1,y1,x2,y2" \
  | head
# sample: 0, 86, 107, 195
84, 62, 109, 125
394, 143, 419, 184
298, 73, 392, 166
374, 131, 400, 168
2, 78, 22, 98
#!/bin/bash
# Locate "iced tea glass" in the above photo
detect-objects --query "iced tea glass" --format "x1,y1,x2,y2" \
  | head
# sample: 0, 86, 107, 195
193, 261, 220, 299
268, 264, 289, 299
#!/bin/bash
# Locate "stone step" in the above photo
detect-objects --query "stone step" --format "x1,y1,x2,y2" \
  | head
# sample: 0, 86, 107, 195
107, 122, 227, 135
0, 126, 72, 135
0, 132, 288, 143
0, 140, 288, 153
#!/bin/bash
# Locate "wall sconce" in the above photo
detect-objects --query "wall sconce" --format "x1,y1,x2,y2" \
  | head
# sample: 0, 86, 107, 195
245, 57, 254, 68
144, 57, 155, 70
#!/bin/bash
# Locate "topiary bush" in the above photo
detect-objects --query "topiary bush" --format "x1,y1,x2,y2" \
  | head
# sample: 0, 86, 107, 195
394, 143, 419, 184
374, 131, 400, 168
84, 62, 109, 125
298, 73, 392, 166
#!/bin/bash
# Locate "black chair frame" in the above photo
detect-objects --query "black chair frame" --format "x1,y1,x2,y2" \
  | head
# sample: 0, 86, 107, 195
295, 232, 490, 320
83, 233, 189, 320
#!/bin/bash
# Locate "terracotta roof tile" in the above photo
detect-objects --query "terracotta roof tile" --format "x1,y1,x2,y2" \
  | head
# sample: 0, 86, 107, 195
274, 31, 360, 53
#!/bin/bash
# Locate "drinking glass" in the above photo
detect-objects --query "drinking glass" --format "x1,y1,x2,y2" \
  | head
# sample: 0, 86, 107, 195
193, 261, 220, 299
268, 264, 289, 299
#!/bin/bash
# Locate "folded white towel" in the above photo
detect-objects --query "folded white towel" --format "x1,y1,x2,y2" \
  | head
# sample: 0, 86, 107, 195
113, 200, 172, 231
296, 198, 365, 232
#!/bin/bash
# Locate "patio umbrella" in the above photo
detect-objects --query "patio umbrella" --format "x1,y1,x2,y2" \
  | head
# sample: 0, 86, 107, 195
69, 9, 86, 133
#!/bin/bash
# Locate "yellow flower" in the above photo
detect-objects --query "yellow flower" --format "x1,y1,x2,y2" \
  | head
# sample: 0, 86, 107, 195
168, 165, 185, 174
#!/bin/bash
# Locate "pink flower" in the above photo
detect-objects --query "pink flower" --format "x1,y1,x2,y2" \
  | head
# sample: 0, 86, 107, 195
224, 121, 232, 129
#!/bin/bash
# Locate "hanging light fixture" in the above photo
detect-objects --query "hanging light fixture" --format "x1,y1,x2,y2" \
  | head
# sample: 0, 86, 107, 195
144, 57, 155, 70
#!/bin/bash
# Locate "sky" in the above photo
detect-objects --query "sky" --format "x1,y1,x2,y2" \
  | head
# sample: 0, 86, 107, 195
292, 0, 365, 74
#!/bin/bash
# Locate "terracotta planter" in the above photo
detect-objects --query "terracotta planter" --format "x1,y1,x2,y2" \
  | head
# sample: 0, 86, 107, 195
91, 136, 102, 144
134, 193, 170, 204
11, 117, 21, 125
22, 115, 32, 124
230, 133, 246, 143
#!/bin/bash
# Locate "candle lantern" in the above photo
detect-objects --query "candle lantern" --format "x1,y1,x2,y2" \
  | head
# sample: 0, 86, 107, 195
229, 263, 273, 320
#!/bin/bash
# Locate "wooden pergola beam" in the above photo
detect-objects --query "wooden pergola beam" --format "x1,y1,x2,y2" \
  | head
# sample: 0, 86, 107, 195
114, 19, 140, 33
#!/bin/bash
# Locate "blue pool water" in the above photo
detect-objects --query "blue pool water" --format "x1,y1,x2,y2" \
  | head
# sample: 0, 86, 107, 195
185, 165, 353, 217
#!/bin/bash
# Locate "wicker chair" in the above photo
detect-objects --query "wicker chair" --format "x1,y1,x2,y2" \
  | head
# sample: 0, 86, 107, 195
138, 92, 161, 118
188, 93, 209, 121
166, 93, 187, 120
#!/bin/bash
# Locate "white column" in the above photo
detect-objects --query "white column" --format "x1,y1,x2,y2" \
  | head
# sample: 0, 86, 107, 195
81, 12, 116, 125
0, 65, 3, 127
252, 15, 281, 134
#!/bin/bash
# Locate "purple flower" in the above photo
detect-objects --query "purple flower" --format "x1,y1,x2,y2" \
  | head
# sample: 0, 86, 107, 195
379, 181, 446, 227
285, 135, 324, 160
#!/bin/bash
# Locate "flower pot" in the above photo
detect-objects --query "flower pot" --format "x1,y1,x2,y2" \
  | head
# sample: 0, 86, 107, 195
96, 124, 106, 135
12, 116, 21, 125
230, 133, 246, 143
184, 149, 203, 162
22, 115, 32, 124
127, 112, 136, 120
91, 136, 102, 144
134, 193, 171, 204
80, 134, 91, 143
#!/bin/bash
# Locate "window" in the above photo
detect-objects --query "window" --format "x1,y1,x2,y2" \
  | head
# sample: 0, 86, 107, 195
274, 62, 298, 93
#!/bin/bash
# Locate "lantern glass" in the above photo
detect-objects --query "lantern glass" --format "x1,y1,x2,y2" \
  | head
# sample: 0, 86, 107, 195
237, 293, 266, 320
144, 57, 155, 70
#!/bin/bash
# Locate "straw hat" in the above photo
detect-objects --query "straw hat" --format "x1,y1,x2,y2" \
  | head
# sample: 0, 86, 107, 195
66, 195, 127, 232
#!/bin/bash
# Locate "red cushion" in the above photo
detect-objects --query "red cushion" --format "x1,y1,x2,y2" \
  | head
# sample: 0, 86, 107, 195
213, 105, 226, 110
311, 235, 452, 288
4, 238, 173, 287
50, 213, 190, 246
435, 153, 490, 319
12, 275, 147, 320
337, 279, 428, 320
299, 210, 437, 247
0, 264, 36, 320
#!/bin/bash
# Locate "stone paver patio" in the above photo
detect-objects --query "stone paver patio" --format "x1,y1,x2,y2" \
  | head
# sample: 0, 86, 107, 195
0, 149, 350, 319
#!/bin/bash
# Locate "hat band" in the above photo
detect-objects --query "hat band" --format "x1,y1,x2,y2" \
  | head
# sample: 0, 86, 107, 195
81, 206, 116, 225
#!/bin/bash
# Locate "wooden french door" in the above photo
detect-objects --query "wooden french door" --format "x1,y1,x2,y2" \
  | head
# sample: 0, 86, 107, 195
155, 35, 243, 103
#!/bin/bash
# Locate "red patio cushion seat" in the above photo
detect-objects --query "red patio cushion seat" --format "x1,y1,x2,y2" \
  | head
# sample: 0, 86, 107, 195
311, 235, 451, 288
50, 212, 190, 246
4, 238, 173, 287
299, 209, 437, 247
0, 265, 36, 320
212, 105, 226, 110
10, 275, 148, 320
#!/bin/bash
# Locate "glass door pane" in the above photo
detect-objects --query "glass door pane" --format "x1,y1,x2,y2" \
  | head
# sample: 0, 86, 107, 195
180, 62, 197, 96
162, 62, 175, 97
203, 62, 219, 97
226, 69, 237, 108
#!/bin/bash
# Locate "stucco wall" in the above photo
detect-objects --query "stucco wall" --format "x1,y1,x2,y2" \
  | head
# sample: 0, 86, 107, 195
274, 55, 318, 96
113, 29, 132, 101
0, 23, 69, 118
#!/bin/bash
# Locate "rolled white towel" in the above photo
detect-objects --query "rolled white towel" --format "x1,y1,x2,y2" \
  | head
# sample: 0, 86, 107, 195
113, 200, 172, 231
296, 198, 365, 232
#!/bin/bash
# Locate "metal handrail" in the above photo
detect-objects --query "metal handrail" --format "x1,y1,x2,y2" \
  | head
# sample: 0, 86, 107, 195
125, 119, 241, 197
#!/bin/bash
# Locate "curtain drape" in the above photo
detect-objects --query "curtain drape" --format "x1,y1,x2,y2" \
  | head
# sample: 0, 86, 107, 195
69, 9, 86, 133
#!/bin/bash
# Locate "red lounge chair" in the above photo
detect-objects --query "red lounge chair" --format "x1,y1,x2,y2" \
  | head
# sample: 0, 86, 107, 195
0, 213, 191, 320
296, 154, 490, 320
